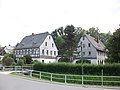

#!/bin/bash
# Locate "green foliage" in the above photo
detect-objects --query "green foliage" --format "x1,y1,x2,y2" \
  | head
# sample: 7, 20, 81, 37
12, 62, 17, 66
2, 57, 14, 66
107, 28, 120, 63
23, 55, 33, 64
17, 59, 24, 66
3, 53, 16, 60
19, 56, 26, 64
33, 63, 120, 76
31, 60, 40, 64
58, 58, 70, 62
76, 59, 91, 64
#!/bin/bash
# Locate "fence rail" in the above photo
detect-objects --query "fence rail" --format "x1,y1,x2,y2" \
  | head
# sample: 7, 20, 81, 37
31, 70, 120, 86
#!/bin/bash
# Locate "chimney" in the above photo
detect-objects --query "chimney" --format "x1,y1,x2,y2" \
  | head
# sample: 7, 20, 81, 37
96, 36, 99, 43
32, 33, 34, 35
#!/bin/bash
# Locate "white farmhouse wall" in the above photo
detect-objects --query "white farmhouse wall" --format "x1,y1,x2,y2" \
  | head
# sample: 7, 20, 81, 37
40, 35, 58, 56
32, 58, 57, 63
78, 36, 97, 59
39, 35, 58, 63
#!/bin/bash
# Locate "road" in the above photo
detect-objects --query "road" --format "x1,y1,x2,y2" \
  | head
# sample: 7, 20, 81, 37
0, 72, 119, 90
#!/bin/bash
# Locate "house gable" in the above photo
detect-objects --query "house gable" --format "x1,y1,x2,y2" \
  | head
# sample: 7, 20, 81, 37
40, 34, 58, 57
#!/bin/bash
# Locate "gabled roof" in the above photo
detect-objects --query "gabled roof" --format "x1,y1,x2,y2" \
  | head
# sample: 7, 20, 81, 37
15, 32, 49, 49
85, 34, 106, 51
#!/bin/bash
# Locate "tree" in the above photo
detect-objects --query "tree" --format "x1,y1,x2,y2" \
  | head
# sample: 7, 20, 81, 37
64, 25, 76, 61
51, 27, 65, 55
17, 59, 24, 66
2, 57, 14, 66
87, 27, 100, 38
107, 28, 120, 63
24, 55, 33, 64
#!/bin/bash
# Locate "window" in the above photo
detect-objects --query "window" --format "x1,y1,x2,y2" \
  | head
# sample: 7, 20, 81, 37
50, 51, 52, 55
83, 44, 85, 48
46, 50, 49, 55
42, 60, 44, 63
52, 43, 54, 47
45, 42, 47, 46
83, 52, 85, 56
49, 36, 51, 39
83, 36, 85, 40
42, 50, 44, 55
54, 51, 56, 55
88, 43, 90, 47
89, 51, 91, 55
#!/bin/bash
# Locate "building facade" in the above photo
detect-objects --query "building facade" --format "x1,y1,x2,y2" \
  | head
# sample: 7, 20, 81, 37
14, 32, 58, 63
77, 34, 107, 64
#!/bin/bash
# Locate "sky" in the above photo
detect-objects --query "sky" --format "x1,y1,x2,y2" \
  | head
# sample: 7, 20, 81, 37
0, 0, 120, 46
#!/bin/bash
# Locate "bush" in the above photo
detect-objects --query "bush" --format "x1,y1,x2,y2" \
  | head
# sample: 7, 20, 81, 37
24, 55, 33, 64
17, 59, 24, 66
31, 60, 39, 64
76, 59, 91, 64
58, 58, 70, 62
12, 62, 17, 66
33, 63, 120, 76
2, 57, 14, 66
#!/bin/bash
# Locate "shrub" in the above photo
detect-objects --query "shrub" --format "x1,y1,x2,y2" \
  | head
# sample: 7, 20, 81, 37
24, 55, 33, 64
58, 58, 70, 62
12, 62, 17, 66
76, 59, 91, 64
17, 59, 24, 66
2, 57, 14, 66
33, 63, 120, 76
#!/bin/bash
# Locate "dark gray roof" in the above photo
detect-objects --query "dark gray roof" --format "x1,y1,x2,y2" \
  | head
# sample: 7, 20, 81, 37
15, 32, 49, 49
85, 34, 106, 51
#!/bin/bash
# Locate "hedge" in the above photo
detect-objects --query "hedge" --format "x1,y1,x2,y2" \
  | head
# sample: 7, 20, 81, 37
33, 63, 120, 76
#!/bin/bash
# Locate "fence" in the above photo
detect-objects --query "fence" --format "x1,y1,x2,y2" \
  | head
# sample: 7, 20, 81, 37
28, 70, 120, 86
0, 66, 32, 72
0, 66, 120, 86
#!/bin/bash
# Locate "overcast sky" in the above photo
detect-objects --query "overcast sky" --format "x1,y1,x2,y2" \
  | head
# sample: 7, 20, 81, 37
0, 0, 120, 46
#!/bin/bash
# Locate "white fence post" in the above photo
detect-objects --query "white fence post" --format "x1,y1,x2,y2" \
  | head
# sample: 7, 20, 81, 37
65, 75, 67, 83
101, 69, 103, 86
39, 72, 41, 79
82, 75, 84, 85
2, 66, 4, 71
30, 70, 32, 77
51, 73, 52, 81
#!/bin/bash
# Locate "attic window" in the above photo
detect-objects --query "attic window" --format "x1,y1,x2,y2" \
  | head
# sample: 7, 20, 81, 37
52, 43, 54, 47
83, 36, 85, 40
45, 42, 47, 46
88, 43, 90, 47
49, 36, 51, 39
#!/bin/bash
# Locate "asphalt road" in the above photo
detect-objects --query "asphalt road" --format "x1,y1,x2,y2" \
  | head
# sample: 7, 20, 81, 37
0, 72, 119, 90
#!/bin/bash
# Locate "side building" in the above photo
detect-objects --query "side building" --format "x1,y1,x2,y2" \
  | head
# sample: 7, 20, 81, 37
14, 32, 58, 63
77, 34, 107, 64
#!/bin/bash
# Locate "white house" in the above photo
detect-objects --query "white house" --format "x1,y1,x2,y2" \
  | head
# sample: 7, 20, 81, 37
77, 34, 107, 64
14, 32, 58, 63
4, 45, 14, 54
